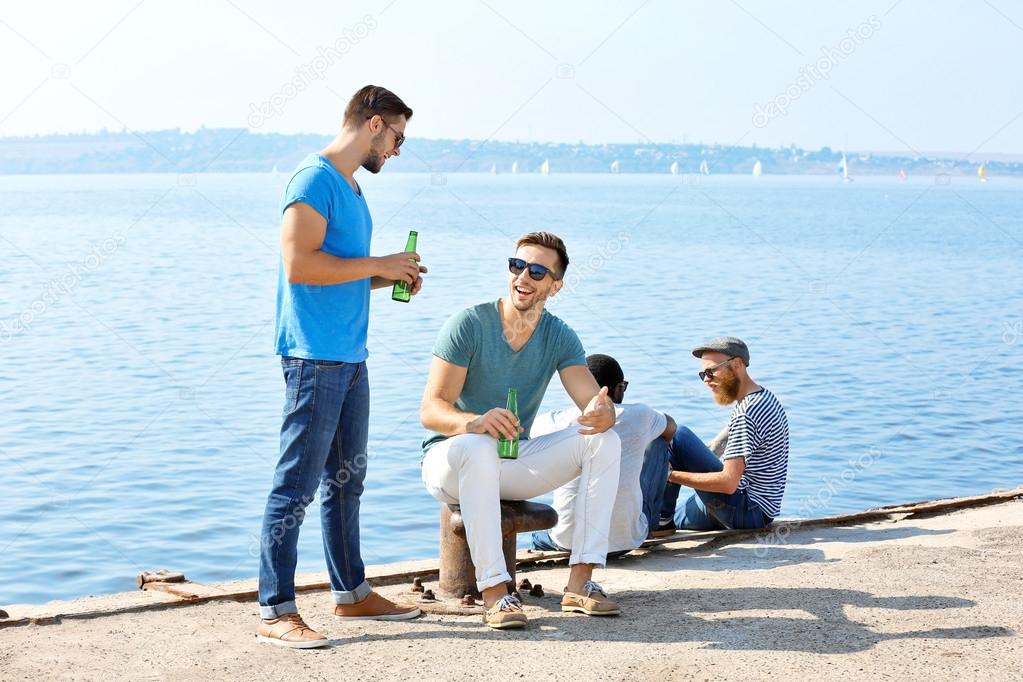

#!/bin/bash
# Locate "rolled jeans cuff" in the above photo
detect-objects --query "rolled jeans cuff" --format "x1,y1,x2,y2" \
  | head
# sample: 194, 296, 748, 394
259, 600, 297, 619
570, 552, 607, 568
332, 580, 372, 605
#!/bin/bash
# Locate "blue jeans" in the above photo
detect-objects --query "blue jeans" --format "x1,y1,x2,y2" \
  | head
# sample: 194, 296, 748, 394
659, 426, 770, 531
530, 530, 629, 560
258, 357, 372, 618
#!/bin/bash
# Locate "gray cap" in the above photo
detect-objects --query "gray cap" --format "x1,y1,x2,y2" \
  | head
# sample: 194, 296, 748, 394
692, 336, 750, 366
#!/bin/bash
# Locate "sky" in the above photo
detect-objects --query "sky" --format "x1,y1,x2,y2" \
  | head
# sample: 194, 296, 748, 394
2, 0, 1022, 155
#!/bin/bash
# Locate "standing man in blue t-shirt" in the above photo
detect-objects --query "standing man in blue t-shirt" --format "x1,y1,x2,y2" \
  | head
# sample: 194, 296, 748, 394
420, 232, 622, 630
258, 85, 427, 649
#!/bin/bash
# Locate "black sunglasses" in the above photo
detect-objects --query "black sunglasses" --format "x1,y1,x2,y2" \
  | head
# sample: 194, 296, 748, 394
698, 357, 734, 382
366, 114, 404, 149
508, 257, 560, 281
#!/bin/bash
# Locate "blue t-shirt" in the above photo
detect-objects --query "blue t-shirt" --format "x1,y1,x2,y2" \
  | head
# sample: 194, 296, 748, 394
274, 154, 373, 362
422, 301, 587, 453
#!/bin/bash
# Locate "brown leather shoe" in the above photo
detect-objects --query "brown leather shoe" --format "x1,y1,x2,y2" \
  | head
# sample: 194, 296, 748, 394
483, 594, 527, 630
561, 581, 620, 616
334, 591, 421, 621
257, 613, 329, 649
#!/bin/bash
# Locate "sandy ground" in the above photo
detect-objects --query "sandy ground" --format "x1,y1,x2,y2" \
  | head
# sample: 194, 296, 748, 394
2, 500, 1021, 681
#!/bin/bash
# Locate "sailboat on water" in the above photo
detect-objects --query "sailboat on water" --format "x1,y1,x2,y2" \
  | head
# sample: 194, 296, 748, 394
752, 160, 763, 178
699, 159, 710, 176
670, 161, 679, 175
978, 163, 988, 183
511, 161, 518, 174
610, 160, 619, 174
898, 168, 906, 181
838, 154, 853, 182
490, 163, 498, 176
540, 159, 550, 176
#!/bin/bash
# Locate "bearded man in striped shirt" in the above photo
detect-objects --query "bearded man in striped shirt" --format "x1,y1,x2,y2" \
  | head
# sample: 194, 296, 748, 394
655, 337, 789, 532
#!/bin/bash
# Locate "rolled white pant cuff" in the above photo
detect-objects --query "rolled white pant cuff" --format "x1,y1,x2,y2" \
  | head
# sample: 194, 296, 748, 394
570, 552, 607, 568
332, 580, 372, 605
476, 571, 512, 593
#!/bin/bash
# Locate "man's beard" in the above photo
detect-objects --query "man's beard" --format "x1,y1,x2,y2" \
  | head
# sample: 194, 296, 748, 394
361, 133, 387, 173
711, 368, 741, 405
361, 151, 385, 174
509, 285, 548, 312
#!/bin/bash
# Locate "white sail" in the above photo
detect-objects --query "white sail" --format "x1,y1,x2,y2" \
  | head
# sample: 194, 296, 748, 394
699, 159, 709, 176
490, 163, 498, 175
540, 159, 550, 176
978, 163, 988, 182
670, 161, 679, 175
511, 161, 518, 174
752, 160, 763, 178
610, 160, 619, 174
839, 154, 852, 182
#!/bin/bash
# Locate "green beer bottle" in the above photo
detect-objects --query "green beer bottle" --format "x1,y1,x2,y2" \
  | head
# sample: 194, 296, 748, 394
497, 388, 519, 460
391, 230, 418, 303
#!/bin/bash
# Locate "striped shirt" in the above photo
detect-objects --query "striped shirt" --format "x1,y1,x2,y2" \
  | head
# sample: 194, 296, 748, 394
722, 387, 789, 519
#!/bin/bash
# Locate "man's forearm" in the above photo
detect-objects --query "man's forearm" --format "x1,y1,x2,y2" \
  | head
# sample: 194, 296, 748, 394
707, 426, 729, 456
370, 276, 394, 290
669, 470, 738, 494
285, 251, 379, 286
421, 399, 478, 437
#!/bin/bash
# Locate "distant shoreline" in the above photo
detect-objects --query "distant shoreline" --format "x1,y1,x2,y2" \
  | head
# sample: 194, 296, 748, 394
3, 128, 1021, 177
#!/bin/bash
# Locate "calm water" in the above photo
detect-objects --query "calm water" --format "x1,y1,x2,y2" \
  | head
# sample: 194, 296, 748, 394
1, 171, 1021, 605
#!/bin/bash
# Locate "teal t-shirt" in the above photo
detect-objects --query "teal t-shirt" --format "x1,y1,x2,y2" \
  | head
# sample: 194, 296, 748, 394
422, 301, 587, 453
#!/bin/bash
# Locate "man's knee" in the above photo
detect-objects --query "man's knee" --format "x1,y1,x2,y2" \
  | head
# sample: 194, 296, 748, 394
586, 429, 621, 458
671, 425, 698, 449
449, 434, 501, 473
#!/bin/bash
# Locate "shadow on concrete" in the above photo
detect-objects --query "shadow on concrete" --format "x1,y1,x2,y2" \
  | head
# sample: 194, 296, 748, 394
350, 587, 1012, 654
612, 523, 958, 572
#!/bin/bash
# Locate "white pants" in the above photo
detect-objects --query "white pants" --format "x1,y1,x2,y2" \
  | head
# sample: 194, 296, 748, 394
542, 409, 652, 553
421, 427, 621, 592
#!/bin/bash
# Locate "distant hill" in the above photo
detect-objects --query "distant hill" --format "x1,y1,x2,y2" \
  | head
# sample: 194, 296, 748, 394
1, 128, 1020, 177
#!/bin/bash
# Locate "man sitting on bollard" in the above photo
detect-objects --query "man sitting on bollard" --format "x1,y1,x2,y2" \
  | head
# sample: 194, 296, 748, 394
419, 232, 622, 630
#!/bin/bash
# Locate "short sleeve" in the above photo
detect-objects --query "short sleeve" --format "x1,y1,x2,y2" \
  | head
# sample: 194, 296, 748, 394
639, 404, 668, 443
282, 166, 335, 222
723, 412, 759, 461
432, 308, 479, 368
555, 325, 586, 371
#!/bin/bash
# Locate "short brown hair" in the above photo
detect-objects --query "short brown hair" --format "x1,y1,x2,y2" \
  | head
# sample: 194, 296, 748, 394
516, 232, 569, 278
343, 85, 413, 126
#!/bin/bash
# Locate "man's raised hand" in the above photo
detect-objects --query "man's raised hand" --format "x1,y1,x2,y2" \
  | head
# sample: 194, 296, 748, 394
577, 386, 616, 435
